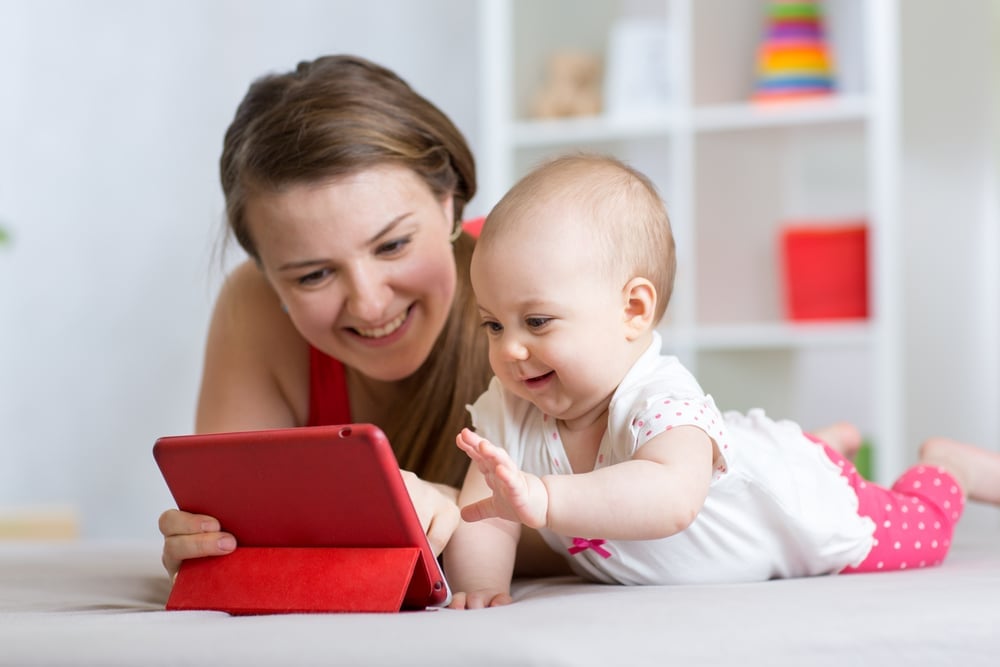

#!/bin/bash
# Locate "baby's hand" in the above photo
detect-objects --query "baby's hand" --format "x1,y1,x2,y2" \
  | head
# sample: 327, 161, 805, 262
455, 428, 548, 529
448, 588, 514, 610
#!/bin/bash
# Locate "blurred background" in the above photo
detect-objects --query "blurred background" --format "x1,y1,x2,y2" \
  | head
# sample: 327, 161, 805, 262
0, 0, 997, 540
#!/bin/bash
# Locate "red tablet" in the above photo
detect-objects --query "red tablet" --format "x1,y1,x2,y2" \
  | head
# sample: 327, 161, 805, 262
153, 423, 451, 613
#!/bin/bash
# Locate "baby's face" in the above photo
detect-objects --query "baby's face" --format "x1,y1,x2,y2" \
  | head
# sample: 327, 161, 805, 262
471, 214, 640, 429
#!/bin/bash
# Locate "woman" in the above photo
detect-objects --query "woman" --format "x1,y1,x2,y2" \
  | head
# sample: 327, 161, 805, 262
158, 54, 495, 577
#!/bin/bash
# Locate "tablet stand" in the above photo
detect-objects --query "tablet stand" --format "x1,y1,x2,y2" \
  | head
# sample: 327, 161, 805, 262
166, 547, 422, 614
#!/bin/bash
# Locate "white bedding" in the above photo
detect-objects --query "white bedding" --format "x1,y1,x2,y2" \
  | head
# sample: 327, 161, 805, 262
2, 529, 999, 666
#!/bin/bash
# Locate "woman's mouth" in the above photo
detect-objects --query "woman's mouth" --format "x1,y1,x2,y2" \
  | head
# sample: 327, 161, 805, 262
352, 307, 410, 339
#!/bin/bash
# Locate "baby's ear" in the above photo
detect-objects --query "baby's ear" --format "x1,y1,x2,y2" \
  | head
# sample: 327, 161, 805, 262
622, 277, 657, 340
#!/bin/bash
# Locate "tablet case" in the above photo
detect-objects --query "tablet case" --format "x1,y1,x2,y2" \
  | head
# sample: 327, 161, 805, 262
153, 424, 450, 614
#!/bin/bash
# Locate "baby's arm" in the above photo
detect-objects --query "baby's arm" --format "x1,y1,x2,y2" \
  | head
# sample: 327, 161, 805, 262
459, 425, 715, 540
443, 435, 521, 609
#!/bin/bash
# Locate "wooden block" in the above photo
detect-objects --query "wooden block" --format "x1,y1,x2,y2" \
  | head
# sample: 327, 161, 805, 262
0, 505, 79, 540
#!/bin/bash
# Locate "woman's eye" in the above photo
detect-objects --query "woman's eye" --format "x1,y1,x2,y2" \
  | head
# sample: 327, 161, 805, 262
526, 317, 551, 330
377, 236, 412, 255
297, 268, 332, 286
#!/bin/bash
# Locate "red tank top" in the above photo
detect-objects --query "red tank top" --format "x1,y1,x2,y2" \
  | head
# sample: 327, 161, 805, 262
306, 345, 351, 426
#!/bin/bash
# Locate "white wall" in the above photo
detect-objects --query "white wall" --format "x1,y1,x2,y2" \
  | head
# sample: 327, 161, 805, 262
900, 1, 998, 448
899, 0, 999, 532
0, 0, 478, 539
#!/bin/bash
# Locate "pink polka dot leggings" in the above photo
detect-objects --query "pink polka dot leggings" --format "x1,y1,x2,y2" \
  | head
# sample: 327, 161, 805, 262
808, 436, 965, 573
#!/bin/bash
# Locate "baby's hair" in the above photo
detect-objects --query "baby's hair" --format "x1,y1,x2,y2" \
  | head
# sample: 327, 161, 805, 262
483, 153, 676, 323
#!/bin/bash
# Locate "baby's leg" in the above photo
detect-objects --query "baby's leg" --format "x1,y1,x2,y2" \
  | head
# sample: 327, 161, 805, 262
841, 464, 964, 573
810, 435, 963, 573
919, 437, 1000, 505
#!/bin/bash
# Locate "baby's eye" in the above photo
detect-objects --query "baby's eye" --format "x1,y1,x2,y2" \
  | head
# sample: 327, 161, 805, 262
297, 268, 333, 286
525, 317, 551, 330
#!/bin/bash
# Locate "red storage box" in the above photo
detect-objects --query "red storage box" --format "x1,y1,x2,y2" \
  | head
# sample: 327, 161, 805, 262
780, 223, 869, 321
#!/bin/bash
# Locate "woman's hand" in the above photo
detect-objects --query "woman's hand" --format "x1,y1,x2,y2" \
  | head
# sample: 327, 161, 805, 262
158, 509, 237, 580
399, 470, 461, 556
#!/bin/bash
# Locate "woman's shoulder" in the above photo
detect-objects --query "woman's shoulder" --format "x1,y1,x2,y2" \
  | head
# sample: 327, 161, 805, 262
217, 260, 278, 310
198, 260, 311, 429
220, 259, 307, 355
214, 262, 294, 336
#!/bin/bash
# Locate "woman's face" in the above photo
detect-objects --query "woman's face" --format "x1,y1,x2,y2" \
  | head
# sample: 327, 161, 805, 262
246, 164, 457, 382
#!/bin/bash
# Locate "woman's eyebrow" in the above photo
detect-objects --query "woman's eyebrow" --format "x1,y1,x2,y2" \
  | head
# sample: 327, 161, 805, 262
276, 214, 413, 271
366, 213, 410, 245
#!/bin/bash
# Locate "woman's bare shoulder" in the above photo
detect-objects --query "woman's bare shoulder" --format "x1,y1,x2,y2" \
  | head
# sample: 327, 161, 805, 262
216, 260, 278, 311
197, 260, 310, 431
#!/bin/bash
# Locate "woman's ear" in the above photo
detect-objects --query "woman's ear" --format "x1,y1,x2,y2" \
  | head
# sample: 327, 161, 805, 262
622, 277, 657, 340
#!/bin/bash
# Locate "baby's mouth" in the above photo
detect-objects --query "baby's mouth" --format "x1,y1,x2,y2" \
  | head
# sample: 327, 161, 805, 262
524, 370, 555, 387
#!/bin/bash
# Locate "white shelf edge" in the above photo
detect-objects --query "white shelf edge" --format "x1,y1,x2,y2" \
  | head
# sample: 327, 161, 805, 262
671, 320, 873, 351
510, 112, 678, 147
507, 94, 870, 148
692, 94, 870, 132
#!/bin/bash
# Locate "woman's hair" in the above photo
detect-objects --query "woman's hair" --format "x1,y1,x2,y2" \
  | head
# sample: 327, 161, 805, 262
221, 54, 475, 250
394, 232, 489, 485
219, 54, 490, 486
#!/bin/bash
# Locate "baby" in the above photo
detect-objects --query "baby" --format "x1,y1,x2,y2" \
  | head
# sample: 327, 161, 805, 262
444, 154, 1000, 609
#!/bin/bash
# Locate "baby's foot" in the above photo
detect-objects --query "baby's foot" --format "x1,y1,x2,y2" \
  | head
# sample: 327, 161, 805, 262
812, 422, 863, 459
919, 438, 1000, 505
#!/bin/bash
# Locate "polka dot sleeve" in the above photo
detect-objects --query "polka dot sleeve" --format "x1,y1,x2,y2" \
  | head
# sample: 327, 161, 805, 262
629, 396, 730, 475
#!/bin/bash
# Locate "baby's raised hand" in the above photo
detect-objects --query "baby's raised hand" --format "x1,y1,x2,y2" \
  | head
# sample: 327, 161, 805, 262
455, 428, 548, 528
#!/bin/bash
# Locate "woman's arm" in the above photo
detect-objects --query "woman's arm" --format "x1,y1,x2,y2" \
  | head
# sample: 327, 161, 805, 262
162, 261, 310, 578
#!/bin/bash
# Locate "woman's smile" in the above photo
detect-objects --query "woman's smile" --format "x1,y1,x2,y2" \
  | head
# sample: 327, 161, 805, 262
347, 304, 414, 346
351, 305, 411, 339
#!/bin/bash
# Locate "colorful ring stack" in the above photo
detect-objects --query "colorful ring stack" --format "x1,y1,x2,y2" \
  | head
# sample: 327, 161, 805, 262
752, 0, 835, 102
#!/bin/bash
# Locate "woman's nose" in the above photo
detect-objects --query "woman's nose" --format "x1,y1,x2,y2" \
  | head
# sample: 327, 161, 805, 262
345, 265, 390, 321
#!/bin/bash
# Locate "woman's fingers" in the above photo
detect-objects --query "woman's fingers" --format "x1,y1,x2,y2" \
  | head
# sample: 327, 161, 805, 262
425, 498, 460, 556
158, 509, 236, 578
400, 471, 461, 555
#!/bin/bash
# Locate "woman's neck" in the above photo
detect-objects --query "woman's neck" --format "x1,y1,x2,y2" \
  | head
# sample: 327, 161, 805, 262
345, 367, 407, 423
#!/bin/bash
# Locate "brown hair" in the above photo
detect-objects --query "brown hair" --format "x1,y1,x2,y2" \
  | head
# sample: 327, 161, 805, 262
219, 55, 490, 486
483, 154, 676, 323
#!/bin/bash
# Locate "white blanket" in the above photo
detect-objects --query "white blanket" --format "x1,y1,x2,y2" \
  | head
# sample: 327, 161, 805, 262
2, 531, 999, 666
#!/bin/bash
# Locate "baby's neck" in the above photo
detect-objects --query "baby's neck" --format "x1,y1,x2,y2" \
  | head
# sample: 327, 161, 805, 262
558, 409, 608, 474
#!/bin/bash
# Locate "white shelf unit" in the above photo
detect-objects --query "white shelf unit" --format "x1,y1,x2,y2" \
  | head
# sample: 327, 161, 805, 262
476, 0, 902, 483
